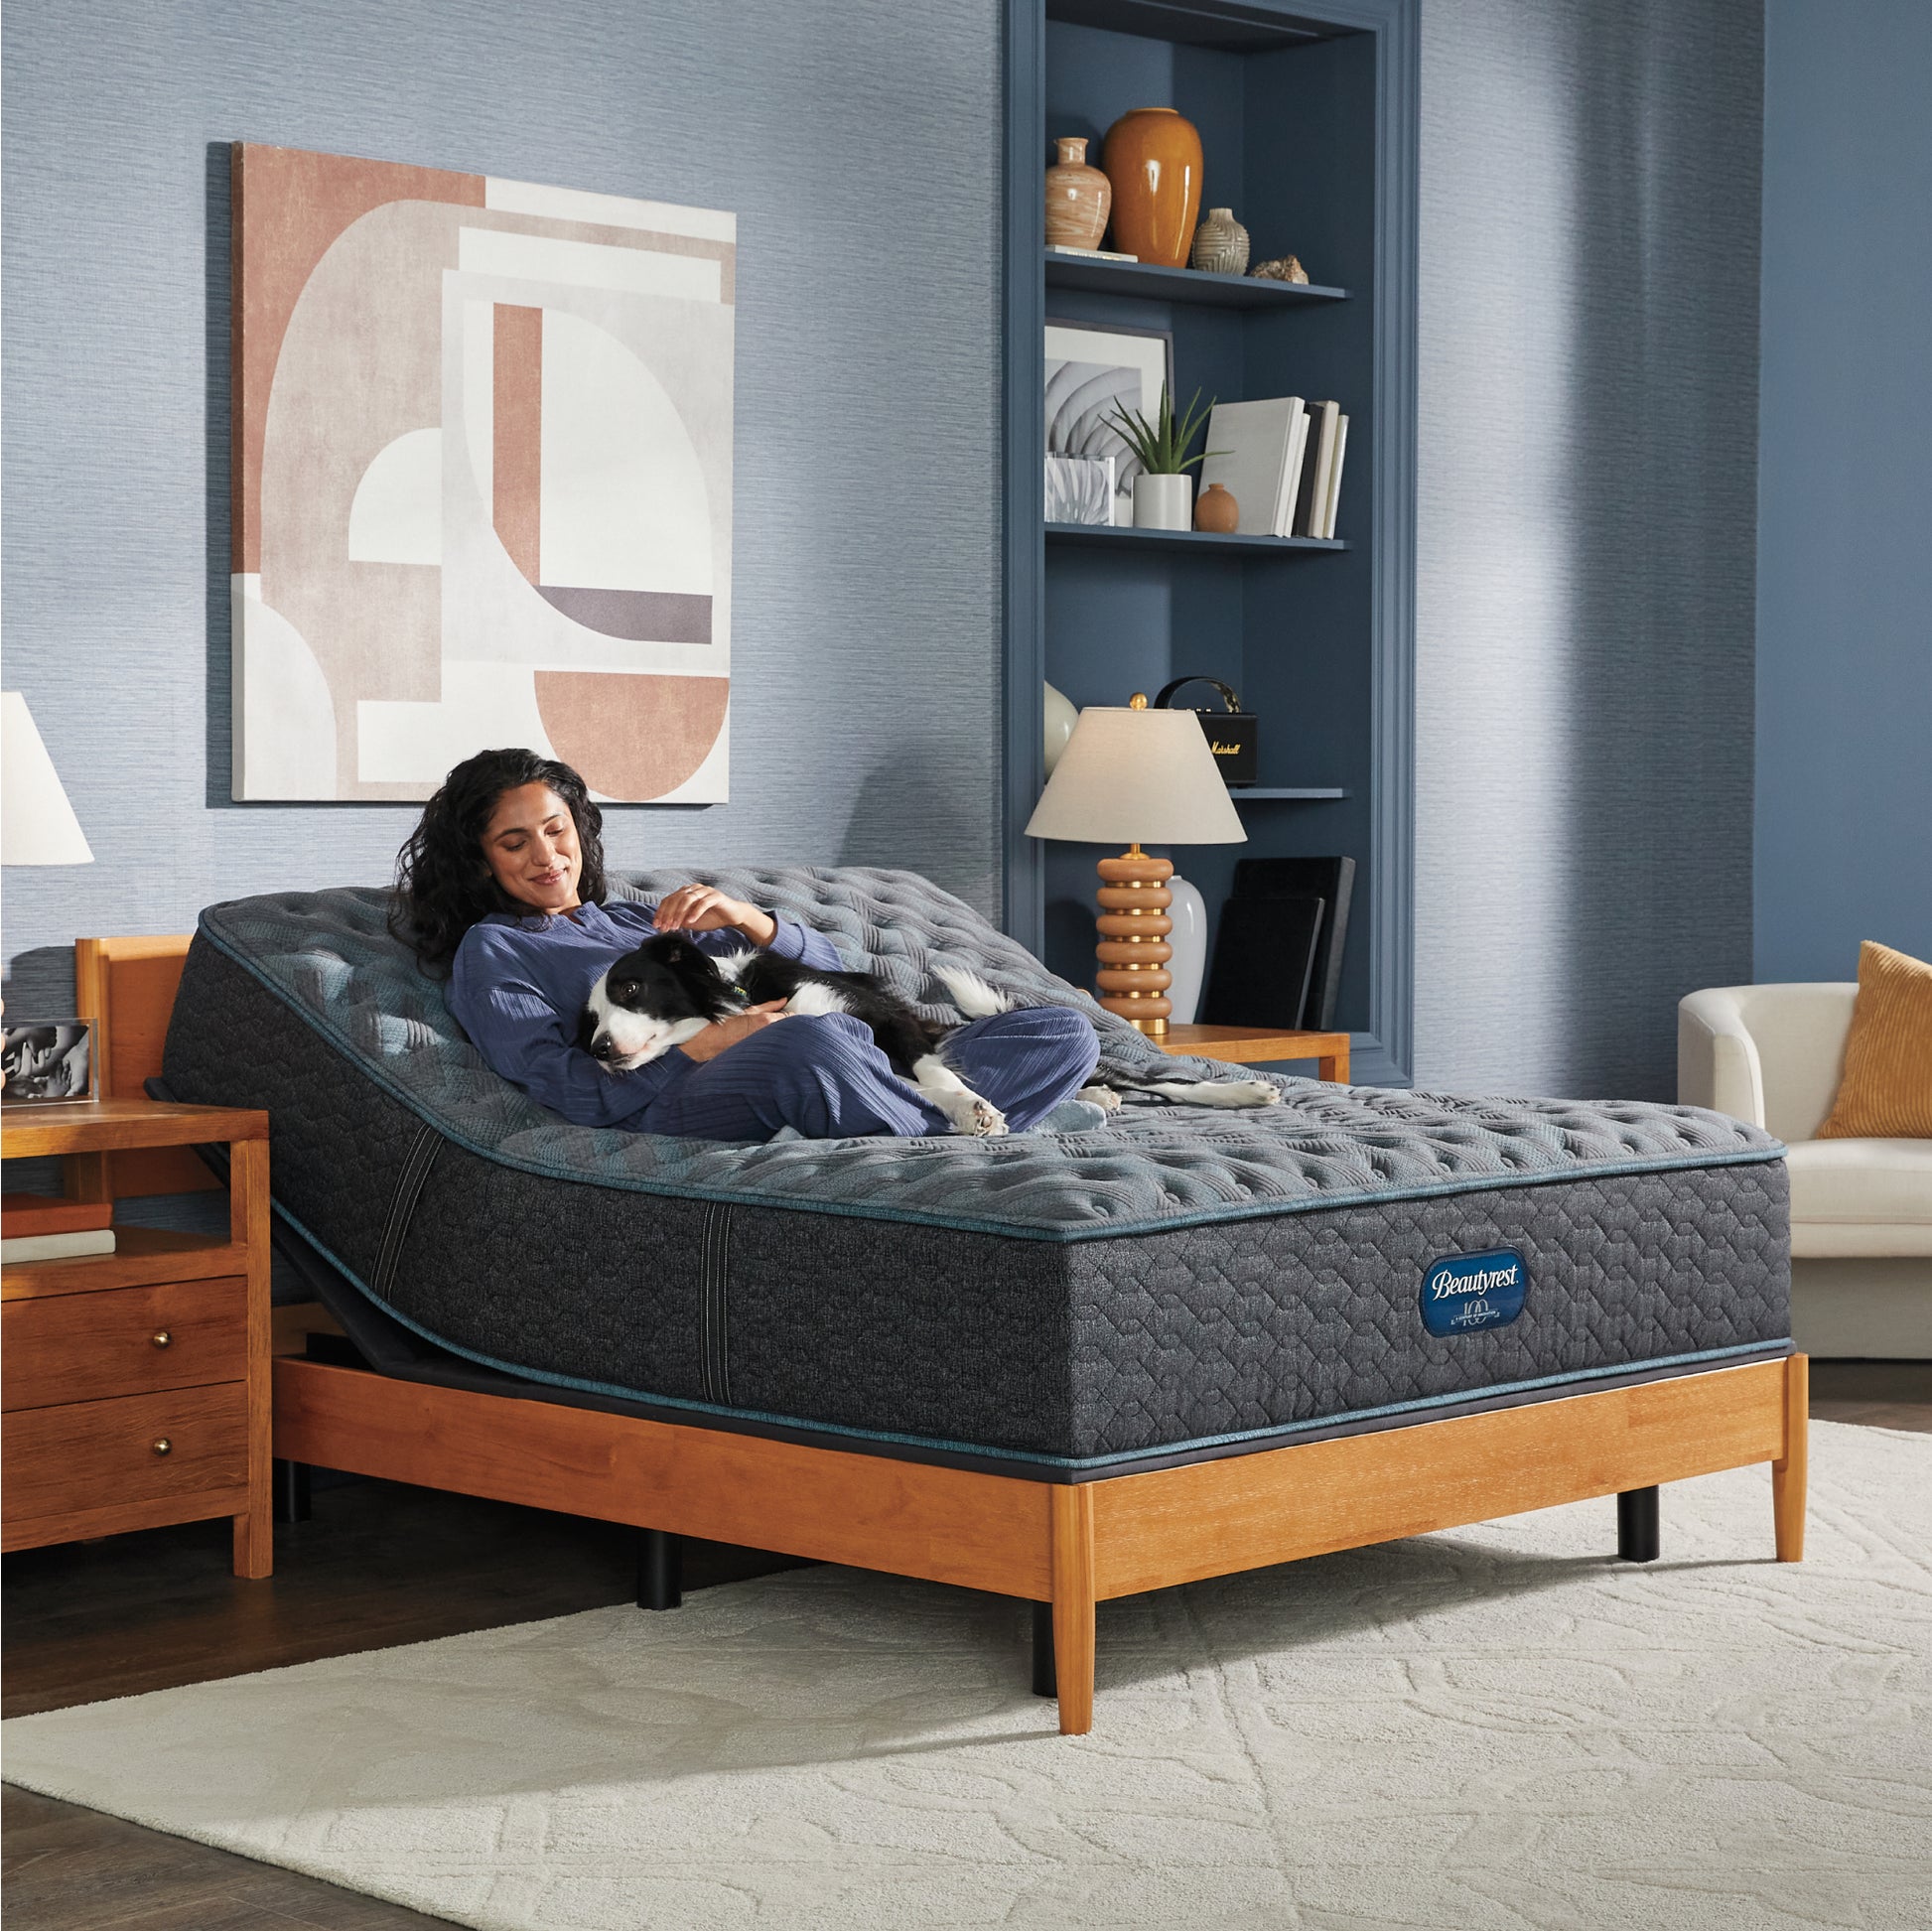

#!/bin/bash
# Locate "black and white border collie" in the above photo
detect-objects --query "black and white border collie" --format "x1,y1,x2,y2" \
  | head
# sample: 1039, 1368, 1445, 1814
581, 934, 1281, 1137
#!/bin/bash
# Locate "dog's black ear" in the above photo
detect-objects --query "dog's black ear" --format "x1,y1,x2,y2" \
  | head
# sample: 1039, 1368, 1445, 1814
576, 1006, 597, 1049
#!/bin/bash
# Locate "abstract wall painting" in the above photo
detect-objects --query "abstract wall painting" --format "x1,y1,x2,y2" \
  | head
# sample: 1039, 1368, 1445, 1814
231, 144, 736, 802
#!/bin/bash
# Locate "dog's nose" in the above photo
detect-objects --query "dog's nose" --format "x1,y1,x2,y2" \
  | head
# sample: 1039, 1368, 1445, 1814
589, 1034, 618, 1061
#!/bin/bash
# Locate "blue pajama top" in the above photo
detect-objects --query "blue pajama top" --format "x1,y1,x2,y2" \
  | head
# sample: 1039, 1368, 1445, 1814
447, 900, 845, 1131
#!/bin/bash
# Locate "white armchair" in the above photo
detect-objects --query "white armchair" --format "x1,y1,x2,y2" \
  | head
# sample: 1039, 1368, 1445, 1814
1680, 984, 1932, 1357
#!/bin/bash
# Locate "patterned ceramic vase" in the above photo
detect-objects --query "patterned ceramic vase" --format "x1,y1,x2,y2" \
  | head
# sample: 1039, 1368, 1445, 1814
1044, 137, 1111, 251
1101, 107, 1203, 270
1193, 482, 1239, 533
1190, 207, 1250, 276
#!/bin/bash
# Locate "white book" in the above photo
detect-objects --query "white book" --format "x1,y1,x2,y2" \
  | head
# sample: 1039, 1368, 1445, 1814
1273, 407, 1311, 537
1297, 400, 1341, 537
1, 1228, 116, 1264
1200, 398, 1304, 537
1320, 413, 1349, 538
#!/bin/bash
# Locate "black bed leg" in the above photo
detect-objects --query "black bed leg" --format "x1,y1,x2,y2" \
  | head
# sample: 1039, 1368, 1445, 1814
1617, 1485, 1660, 1563
1032, 1600, 1056, 1698
637, 1528, 682, 1610
273, 1458, 311, 1524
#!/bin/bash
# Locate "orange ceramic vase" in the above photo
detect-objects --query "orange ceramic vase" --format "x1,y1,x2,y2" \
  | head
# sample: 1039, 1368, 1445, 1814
1101, 107, 1203, 269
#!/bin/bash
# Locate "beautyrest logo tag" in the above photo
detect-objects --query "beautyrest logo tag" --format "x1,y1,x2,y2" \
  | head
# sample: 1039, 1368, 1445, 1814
1419, 1248, 1528, 1336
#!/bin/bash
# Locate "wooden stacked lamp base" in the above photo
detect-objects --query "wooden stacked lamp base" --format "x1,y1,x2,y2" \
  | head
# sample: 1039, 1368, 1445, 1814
1095, 844, 1173, 1036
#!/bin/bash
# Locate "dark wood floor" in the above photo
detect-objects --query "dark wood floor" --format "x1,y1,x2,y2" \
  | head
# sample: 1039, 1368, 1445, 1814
5, 1364, 1928, 1930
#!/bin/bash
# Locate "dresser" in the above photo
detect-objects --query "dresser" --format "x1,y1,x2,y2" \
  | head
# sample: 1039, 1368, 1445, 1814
1, 1099, 273, 1577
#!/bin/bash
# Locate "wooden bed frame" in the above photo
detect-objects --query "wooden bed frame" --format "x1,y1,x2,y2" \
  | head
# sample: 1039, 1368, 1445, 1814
78, 934, 1808, 1735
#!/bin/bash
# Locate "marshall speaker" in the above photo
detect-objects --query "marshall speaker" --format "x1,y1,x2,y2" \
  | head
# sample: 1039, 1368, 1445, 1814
1154, 677, 1257, 788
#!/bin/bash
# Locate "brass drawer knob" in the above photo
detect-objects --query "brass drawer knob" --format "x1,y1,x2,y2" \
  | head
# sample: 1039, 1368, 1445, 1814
151, 1437, 173, 1457
150, 1329, 173, 1350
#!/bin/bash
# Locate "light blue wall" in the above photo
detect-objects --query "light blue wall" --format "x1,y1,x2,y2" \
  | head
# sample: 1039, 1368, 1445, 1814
2, 0, 1000, 1016
1755, 0, 1932, 983
1414, 0, 1764, 1097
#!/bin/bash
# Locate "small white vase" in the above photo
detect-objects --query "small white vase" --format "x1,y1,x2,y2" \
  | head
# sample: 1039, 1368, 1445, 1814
1165, 874, 1207, 1025
1132, 473, 1193, 531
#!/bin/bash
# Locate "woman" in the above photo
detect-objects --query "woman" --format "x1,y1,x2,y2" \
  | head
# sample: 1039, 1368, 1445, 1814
391, 748, 1099, 1141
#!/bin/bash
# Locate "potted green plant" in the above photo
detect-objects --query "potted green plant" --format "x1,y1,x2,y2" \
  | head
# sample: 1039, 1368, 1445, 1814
1105, 386, 1221, 531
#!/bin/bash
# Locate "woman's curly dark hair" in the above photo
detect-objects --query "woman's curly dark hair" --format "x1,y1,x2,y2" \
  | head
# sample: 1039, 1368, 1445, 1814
389, 749, 608, 976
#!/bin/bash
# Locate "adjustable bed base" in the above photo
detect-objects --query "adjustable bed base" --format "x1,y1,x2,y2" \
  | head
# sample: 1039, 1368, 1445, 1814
82, 869, 1803, 1734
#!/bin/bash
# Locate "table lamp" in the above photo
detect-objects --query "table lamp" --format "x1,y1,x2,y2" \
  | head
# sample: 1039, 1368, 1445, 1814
2, 692, 93, 866
1025, 692, 1244, 1035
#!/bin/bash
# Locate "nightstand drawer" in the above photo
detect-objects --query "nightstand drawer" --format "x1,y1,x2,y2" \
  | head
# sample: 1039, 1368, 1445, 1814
2, 1278, 246, 1412
2, 1383, 248, 1523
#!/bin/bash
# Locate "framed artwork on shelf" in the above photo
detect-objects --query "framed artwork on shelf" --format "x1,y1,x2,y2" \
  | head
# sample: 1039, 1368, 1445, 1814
1, 1018, 97, 1104
230, 144, 738, 804
1044, 319, 1173, 527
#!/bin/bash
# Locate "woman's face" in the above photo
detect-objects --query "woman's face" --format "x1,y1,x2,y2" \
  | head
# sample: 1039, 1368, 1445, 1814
482, 783, 584, 914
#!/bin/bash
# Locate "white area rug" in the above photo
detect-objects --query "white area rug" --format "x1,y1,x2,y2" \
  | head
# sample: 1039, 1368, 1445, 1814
6, 1420, 1930, 1930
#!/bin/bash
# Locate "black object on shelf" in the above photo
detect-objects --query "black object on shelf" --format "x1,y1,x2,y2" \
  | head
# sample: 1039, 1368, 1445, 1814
1155, 676, 1256, 787
1226, 856, 1357, 1031
1201, 896, 1325, 1032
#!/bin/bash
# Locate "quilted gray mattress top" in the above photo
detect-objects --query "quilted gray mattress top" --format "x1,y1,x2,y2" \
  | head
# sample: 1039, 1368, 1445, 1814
194, 869, 1782, 1243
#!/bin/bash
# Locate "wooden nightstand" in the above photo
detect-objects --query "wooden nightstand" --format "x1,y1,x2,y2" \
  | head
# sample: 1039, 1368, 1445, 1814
1, 1098, 273, 1578
1157, 1024, 1350, 1082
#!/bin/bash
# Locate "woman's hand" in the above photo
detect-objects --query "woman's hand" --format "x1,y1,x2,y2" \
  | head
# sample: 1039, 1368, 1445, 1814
653, 885, 778, 948
675, 1001, 788, 1063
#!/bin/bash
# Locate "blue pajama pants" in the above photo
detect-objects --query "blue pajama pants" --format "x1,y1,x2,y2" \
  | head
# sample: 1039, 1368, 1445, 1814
641, 1007, 1100, 1141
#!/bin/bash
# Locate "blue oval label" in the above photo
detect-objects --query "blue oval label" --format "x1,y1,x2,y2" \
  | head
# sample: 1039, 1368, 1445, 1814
1420, 1248, 1527, 1336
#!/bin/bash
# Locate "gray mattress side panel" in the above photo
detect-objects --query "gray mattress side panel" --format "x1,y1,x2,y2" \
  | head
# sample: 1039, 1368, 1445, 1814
163, 937, 417, 1289
1065, 1162, 1791, 1457
393, 1151, 709, 1408
721, 1210, 1076, 1454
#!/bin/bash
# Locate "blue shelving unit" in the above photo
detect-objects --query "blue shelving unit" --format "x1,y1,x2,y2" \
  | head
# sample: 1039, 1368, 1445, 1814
1005, 0, 1418, 1083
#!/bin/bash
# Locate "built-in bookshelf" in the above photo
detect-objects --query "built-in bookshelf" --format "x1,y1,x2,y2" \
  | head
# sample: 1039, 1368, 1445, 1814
1003, 0, 1417, 1082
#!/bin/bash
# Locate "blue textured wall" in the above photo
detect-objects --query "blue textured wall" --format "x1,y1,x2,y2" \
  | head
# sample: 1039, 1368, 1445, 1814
1755, 0, 1932, 982
1413, 0, 1764, 1098
1, 0, 1000, 1014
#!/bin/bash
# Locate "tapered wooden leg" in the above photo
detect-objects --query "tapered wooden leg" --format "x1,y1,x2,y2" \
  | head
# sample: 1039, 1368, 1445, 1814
231, 1136, 274, 1580
1049, 1484, 1095, 1735
1773, 1352, 1808, 1563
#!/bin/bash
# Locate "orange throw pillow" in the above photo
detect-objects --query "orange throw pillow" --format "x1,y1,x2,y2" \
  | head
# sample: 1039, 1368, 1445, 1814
1816, 941, 1932, 1139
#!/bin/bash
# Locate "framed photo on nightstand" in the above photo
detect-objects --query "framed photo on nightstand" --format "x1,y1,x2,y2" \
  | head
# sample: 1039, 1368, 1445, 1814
1, 1017, 97, 1103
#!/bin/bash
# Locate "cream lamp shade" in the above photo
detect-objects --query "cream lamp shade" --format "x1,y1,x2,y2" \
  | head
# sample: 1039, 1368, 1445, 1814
2, 691, 94, 865
1025, 703, 1246, 846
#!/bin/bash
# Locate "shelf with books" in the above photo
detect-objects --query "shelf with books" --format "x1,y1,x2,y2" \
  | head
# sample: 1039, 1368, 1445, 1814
1044, 251, 1348, 308
1044, 523, 1345, 555
1006, 0, 1417, 1085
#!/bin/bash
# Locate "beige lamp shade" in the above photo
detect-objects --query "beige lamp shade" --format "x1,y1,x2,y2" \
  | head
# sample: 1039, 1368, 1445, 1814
2, 691, 94, 865
1024, 703, 1246, 846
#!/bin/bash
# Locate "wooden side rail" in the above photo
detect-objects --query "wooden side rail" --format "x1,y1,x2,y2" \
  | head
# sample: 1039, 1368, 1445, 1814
276, 1351, 1807, 1734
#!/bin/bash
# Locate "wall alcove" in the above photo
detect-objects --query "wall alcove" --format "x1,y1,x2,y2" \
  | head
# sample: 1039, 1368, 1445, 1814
1002, 0, 1417, 1083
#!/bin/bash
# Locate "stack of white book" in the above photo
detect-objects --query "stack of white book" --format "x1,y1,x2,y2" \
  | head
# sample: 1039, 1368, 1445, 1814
1200, 397, 1349, 539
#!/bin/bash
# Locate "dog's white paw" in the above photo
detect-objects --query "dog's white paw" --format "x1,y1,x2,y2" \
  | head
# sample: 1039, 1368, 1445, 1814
941, 1093, 1007, 1137
1077, 1084, 1124, 1112
1223, 1079, 1281, 1107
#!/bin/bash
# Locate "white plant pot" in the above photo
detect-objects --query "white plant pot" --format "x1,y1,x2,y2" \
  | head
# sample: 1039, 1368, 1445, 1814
1132, 473, 1193, 531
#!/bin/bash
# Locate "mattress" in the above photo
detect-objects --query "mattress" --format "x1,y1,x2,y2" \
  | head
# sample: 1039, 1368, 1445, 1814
162, 869, 1791, 1477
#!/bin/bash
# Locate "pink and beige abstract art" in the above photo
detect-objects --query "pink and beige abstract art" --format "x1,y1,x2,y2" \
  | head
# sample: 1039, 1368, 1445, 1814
231, 144, 736, 801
